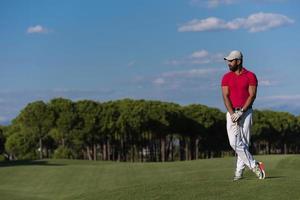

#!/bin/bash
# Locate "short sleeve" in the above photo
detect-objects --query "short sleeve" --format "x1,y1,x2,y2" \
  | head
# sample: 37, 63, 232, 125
221, 74, 229, 86
248, 72, 258, 86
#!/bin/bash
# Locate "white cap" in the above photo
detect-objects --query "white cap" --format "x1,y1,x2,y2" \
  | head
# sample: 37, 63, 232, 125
224, 50, 243, 61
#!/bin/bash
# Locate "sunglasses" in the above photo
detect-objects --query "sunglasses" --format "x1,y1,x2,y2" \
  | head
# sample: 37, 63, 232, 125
226, 59, 237, 62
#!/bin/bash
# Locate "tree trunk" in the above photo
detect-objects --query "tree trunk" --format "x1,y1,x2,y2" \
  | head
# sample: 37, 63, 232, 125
140, 146, 144, 162
155, 141, 159, 162
117, 143, 121, 162
284, 143, 288, 154
122, 138, 127, 161
107, 140, 111, 161
103, 142, 107, 161
131, 145, 134, 162
179, 139, 185, 161
149, 142, 153, 162
62, 138, 65, 148
39, 138, 43, 159
190, 137, 194, 160
87, 146, 92, 160
161, 137, 166, 162
166, 136, 173, 161
171, 139, 174, 161
45, 148, 48, 158
112, 144, 115, 161
185, 139, 189, 160
93, 143, 97, 161
82, 149, 86, 160
195, 138, 199, 160
152, 141, 156, 162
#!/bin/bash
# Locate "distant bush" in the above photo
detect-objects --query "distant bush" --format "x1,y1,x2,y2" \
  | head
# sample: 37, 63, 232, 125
0, 154, 6, 161
22, 152, 39, 160
53, 146, 74, 159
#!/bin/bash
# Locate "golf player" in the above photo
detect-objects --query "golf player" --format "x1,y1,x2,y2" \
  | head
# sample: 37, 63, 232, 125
221, 50, 265, 181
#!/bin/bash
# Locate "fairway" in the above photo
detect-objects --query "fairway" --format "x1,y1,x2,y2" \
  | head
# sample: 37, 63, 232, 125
0, 155, 299, 200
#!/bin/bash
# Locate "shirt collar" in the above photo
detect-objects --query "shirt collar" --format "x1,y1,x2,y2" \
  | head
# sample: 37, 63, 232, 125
230, 67, 248, 75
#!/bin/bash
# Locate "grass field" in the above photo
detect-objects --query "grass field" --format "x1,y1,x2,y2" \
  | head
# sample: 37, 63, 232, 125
0, 155, 299, 200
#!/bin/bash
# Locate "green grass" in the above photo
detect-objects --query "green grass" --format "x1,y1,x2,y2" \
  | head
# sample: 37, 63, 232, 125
0, 155, 300, 200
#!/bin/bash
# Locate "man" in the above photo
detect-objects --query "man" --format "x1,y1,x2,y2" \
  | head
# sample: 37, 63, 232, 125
221, 50, 265, 181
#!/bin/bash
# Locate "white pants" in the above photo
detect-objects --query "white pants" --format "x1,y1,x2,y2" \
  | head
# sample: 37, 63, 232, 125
226, 109, 256, 174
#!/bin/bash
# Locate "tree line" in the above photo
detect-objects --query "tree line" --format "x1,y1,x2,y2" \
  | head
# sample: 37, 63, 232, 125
0, 98, 299, 162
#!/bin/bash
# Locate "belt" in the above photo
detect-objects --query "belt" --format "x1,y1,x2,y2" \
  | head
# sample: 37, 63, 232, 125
234, 107, 243, 111
233, 106, 252, 112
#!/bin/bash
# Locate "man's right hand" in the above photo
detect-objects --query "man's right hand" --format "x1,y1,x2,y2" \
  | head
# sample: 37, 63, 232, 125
231, 111, 243, 122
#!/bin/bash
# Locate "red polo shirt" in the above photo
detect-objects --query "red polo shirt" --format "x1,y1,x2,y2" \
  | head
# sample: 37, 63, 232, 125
221, 67, 258, 108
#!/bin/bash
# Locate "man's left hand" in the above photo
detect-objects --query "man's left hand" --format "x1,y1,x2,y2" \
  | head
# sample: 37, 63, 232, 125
231, 110, 243, 122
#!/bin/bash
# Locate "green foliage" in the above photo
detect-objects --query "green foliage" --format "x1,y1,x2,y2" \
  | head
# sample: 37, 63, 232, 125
0, 126, 6, 154
49, 98, 78, 148
75, 100, 102, 142
53, 146, 74, 159
182, 104, 228, 153
2, 98, 300, 161
4, 125, 39, 160
252, 109, 300, 154
17, 101, 55, 135
0, 154, 6, 161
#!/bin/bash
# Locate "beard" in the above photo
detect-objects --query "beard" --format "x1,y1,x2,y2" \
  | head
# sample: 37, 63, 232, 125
229, 65, 238, 72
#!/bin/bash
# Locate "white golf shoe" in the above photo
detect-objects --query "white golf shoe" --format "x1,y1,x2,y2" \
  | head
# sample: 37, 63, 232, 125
233, 175, 243, 181
253, 162, 266, 179
233, 169, 244, 181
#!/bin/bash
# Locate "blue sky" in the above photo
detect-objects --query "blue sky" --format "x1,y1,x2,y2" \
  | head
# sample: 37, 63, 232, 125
1, 0, 300, 124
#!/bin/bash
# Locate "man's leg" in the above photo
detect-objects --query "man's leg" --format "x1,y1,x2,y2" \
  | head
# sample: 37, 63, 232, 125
235, 156, 245, 179
240, 109, 266, 179
236, 109, 253, 173
227, 110, 265, 180
226, 111, 256, 172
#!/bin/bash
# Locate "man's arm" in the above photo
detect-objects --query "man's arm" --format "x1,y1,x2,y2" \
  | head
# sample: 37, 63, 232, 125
222, 86, 234, 115
242, 85, 257, 111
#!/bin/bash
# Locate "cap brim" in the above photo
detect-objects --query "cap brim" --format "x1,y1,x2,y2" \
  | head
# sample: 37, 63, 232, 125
224, 56, 240, 61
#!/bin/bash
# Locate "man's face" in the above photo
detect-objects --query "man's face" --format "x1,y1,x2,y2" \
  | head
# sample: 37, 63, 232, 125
227, 59, 239, 72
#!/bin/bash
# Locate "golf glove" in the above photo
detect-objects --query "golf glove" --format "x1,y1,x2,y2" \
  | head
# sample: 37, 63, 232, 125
231, 110, 243, 122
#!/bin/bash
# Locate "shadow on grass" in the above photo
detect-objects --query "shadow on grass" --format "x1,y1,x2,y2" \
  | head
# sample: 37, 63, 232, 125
0, 160, 66, 167
265, 176, 285, 179
243, 176, 285, 181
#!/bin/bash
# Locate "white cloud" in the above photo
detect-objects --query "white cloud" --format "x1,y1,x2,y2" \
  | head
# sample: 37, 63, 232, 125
153, 78, 166, 86
178, 12, 294, 33
190, 0, 238, 8
161, 68, 218, 79
207, 0, 237, 7
151, 68, 220, 89
141, 67, 224, 105
166, 50, 225, 66
135, 67, 222, 90
127, 60, 136, 67
178, 17, 226, 32
259, 79, 275, 86
190, 0, 289, 8
253, 0, 289, 2
256, 94, 300, 114
245, 12, 294, 32
165, 60, 182, 65
27, 25, 49, 34
260, 95, 300, 101
190, 50, 209, 58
